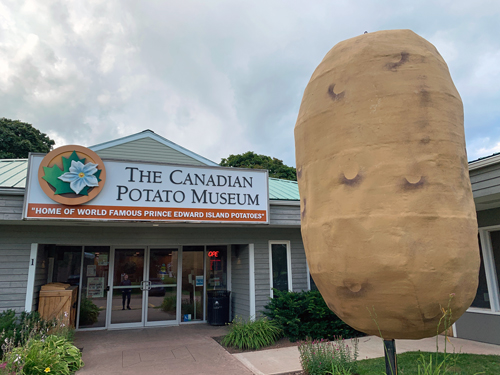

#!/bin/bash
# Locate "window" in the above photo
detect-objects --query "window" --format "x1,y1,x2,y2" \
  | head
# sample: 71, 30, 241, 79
206, 245, 228, 291
472, 229, 500, 312
49, 245, 82, 286
491, 231, 500, 295
309, 273, 318, 292
306, 261, 318, 291
471, 237, 491, 308
269, 241, 292, 297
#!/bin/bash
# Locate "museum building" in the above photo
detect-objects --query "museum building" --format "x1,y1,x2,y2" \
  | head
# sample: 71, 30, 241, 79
0, 129, 499, 345
0, 130, 306, 330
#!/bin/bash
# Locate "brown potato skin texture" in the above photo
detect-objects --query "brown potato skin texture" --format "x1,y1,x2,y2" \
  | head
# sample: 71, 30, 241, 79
294, 29, 480, 339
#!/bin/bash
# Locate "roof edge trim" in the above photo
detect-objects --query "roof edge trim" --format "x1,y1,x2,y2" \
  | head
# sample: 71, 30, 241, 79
469, 154, 500, 171
270, 200, 300, 206
89, 130, 219, 167
0, 187, 25, 195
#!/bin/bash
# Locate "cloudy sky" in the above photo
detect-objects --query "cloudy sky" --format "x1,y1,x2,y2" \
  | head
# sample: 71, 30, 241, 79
1, 0, 499, 166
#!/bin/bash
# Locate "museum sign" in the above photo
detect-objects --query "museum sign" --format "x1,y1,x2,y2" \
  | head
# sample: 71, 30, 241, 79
23, 145, 269, 223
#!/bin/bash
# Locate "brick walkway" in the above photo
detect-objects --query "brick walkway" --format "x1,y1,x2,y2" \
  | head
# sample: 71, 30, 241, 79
74, 324, 253, 375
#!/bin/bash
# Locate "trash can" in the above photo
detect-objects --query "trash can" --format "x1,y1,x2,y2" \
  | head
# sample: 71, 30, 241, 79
207, 290, 231, 326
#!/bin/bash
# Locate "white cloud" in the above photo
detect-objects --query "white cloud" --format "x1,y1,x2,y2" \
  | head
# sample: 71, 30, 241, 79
476, 142, 500, 157
0, 0, 499, 166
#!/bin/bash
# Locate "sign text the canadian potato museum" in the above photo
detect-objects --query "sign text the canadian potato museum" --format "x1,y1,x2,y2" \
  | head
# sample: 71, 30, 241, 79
24, 153, 269, 223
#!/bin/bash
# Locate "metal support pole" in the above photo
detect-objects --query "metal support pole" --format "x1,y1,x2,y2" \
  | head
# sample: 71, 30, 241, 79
384, 339, 397, 375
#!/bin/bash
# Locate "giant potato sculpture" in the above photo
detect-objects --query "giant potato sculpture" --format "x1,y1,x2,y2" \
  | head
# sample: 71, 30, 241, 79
294, 29, 479, 339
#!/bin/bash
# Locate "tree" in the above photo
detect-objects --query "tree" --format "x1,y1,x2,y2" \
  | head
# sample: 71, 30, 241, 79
220, 151, 297, 181
0, 118, 55, 158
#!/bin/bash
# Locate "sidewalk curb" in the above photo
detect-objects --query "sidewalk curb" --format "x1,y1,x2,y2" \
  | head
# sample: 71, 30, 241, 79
233, 354, 266, 375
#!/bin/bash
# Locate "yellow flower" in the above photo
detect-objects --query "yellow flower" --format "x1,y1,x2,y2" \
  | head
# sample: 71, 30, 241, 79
44, 367, 51, 373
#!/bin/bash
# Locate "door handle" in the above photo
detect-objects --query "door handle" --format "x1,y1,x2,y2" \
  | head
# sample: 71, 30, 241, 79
105, 286, 110, 292
140, 281, 152, 291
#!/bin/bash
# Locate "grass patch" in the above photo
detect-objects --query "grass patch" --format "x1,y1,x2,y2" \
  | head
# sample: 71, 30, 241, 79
357, 351, 500, 375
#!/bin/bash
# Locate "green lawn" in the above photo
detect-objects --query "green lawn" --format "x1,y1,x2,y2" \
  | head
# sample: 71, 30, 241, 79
357, 351, 500, 374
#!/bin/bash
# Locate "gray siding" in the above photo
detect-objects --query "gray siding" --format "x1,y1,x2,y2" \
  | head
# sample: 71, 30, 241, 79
231, 245, 250, 320
0, 224, 305, 318
269, 204, 300, 226
477, 207, 500, 228
95, 138, 208, 166
470, 163, 500, 199
0, 195, 23, 221
456, 311, 500, 345
0, 193, 300, 227
254, 241, 269, 317
0, 242, 30, 313
253, 230, 308, 317
455, 165, 500, 345
291, 236, 308, 292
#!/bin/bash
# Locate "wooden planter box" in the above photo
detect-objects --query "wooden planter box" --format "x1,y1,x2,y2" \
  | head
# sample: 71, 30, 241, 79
38, 283, 78, 328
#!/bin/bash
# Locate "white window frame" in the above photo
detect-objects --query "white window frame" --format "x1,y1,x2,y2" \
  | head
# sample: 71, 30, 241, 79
306, 259, 318, 292
467, 226, 500, 315
268, 240, 292, 298
306, 260, 311, 291
249, 243, 256, 320
25, 243, 38, 312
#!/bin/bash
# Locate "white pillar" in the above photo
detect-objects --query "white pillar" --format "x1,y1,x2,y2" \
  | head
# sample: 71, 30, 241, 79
25, 243, 38, 312
249, 243, 256, 320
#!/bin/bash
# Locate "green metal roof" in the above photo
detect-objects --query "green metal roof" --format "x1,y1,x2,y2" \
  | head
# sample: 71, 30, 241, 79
269, 178, 300, 201
0, 159, 300, 201
0, 159, 28, 188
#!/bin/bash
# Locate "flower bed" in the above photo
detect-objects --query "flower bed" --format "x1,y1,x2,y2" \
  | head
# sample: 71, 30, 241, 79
1, 310, 83, 374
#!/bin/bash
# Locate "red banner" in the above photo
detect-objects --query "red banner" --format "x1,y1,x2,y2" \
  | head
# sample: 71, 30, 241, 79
26, 203, 267, 222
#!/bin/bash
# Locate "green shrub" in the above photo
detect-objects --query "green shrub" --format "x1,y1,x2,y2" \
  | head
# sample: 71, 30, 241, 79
221, 317, 282, 350
160, 296, 176, 312
79, 297, 100, 326
264, 289, 362, 342
4, 335, 83, 375
181, 301, 203, 320
298, 337, 359, 375
0, 310, 52, 357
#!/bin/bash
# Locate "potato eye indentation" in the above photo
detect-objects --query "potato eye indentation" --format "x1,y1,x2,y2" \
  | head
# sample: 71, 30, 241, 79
328, 84, 345, 101
403, 176, 425, 190
340, 173, 362, 187
386, 51, 410, 71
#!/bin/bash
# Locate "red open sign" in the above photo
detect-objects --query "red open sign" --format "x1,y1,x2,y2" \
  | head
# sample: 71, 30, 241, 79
208, 251, 219, 257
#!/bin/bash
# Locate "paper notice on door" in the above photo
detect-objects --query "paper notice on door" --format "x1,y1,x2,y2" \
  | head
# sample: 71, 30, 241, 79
87, 277, 104, 298
87, 265, 96, 277
97, 253, 108, 266
195, 275, 204, 286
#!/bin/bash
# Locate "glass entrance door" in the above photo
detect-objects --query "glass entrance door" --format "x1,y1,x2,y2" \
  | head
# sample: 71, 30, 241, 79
109, 247, 179, 327
79, 246, 110, 329
145, 248, 179, 326
110, 248, 145, 326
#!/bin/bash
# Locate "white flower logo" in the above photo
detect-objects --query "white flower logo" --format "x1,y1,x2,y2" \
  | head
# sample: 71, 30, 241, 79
58, 160, 100, 194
